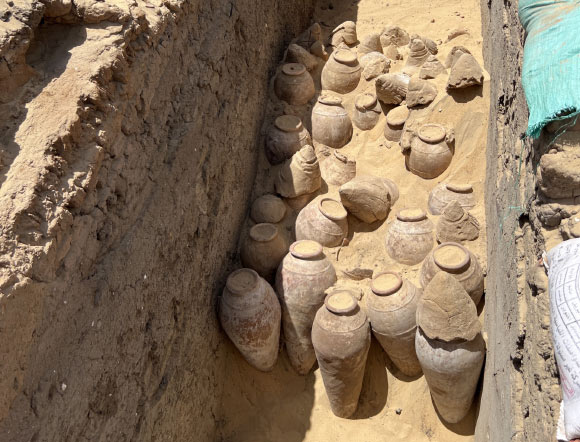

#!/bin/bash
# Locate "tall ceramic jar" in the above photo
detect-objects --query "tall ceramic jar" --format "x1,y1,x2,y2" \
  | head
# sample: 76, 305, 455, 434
274, 63, 315, 105
404, 123, 454, 179
275, 240, 337, 374
384, 106, 409, 142
321, 49, 362, 94
320, 150, 356, 186
385, 208, 434, 265
219, 268, 281, 372
415, 329, 485, 423
265, 115, 312, 165
428, 183, 476, 215
312, 291, 371, 418
352, 93, 382, 131
240, 223, 289, 280
312, 94, 353, 148
419, 242, 484, 305
295, 197, 348, 247
366, 272, 422, 376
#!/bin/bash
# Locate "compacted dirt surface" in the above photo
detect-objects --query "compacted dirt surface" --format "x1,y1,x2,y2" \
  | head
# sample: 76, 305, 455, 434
217, 0, 489, 441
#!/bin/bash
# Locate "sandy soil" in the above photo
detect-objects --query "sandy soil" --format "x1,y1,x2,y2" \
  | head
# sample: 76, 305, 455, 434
217, 0, 489, 440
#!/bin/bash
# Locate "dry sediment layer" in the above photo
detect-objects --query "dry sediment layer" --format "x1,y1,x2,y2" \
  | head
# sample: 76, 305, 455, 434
0, 0, 313, 440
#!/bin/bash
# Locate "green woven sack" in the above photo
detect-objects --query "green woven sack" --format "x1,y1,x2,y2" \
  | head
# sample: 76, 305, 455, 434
519, 0, 580, 138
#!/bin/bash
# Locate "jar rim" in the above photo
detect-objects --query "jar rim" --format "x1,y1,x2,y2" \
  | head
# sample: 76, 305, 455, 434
334, 49, 358, 65
226, 268, 259, 295
249, 223, 279, 242
274, 115, 303, 132
325, 291, 357, 314
433, 242, 471, 271
371, 271, 403, 296
282, 63, 307, 76
396, 208, 427, 222
445, 183, 473, 193
318, 198, 348, 221
355, 93, 378, 111
290, 240, 323, 259
386, 105, 409, 126
418, 123, 446, 143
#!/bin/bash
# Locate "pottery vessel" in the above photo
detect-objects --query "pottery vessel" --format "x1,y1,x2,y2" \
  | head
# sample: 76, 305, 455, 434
352, 93, 382, 131
330, 21, 357, 47
320, 150, 356, 186
367, 272, 422, 376
219, 268, 281, 371
275, 240, 337, 374
275, 145, 321, 198
358, 33, 382, 55
296, 197, 348, 247
312, 291, 371, 418
428, 183, 476, 215
274, 63, 315, 105
404, 123, 454, 179
286, 43, 318, 72
385, 208, 434, 265
375, 73, 409, 105
436, 200, 480, 243
339, 175, 394, 224
266, 115, 312, 165
312, 94, 353, 148
416, 328, 485, 423
321, 49, 361, 94
384, 105, 409, 142
250, 194, 287, 224
406, 38, 430, 68
240, 223, 289, 280
419, 242, 484, 305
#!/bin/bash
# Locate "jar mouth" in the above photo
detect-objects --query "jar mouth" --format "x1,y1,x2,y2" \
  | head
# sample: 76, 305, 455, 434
433, 242, 471, 271
226, 268, 259, 295
275, 115, 303, 132
386, 106, 409, 126
282, 63, 307, 76
445, 183, 473, 193
355, 93, 378, 111
334, 49, 358, 66
418, 124, 446, 143
318, 93, 343, 106
325, 291, 357, 314
318, 198, 347, 221
396, 208, 427, 222
249, 223, 279, 242
371, 271, 403, 296
290, 240, 323, 259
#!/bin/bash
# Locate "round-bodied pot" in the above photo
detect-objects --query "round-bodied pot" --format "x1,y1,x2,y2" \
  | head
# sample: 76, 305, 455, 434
406, 124, 454, 179
367, 272, 422, 376
320, 150, 356, 186
275, 240, 337, 374
266, 115, 312, 165
415, 328, 485, 423
353, 93, 382, 131
321, 49, 361, 94
428, 183, 476, 215
240, 223, 289, 280
250, 194, 287, 224
385, 208, 434, 265
312, 291, 371, 418
384, 106, 409, 142
219, 268, 281, 371
296, 197, 348, 247
419, 242, 484, 305
274, 63, 315, 105
312, 94, 353, 148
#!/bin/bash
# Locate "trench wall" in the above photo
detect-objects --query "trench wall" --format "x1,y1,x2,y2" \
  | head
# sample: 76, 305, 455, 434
0, 1, 314, 440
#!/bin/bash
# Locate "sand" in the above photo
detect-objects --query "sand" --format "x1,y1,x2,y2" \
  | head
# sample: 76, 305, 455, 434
218, 0, 489, 440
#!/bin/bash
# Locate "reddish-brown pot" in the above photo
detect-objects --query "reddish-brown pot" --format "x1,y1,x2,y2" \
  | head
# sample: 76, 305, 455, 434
240, 223, 289, 280
265, 115, 312, 165
312, 291, 371, 418
295, 197, 348, 247
275, 240, 337, 374
321, 49, 361, 94
219, 268, 281, 371
312, 94, 353, 148
385, 208, 434, 265
405, 123, 454, 179
274, 63, 315, 105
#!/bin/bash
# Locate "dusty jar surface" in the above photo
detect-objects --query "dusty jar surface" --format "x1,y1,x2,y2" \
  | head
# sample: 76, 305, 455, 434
321, 49, 361, 94
274, 63, 315, 105
295, 197, 349, 247
406, 123, 453, 179
312, 94, 353, 148
353, 93, 382, 131
385, 208, 434, 265
240, 223, 289, 280
384, 105, 409, 142
265, 115, 312, 165
320, 150, 356, 186
428, 182, 476, 215
219, 268, 281, 372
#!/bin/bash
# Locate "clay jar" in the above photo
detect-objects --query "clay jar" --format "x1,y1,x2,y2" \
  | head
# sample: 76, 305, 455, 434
405, 123, 454, 179
367, 272, 422, 376
353, 93, 382, 131
415, 329, 485, 423
428, 182, 476, 215
275, 145, 321, 198
385, 208, 434, 265
320, 150, 356, 186
321, 49, 361, 94
339, 175, 394, 224
219, 268, 281, 371
419, 242, 484, 305
241, 223, 289, 280
312, 94, 353, 148
384, 106, 409, 142
275, 240, 337, 375
265, 115, 312, 165
296, 197, 348, 247
250, 194, 287, 224
274, 63, 315, 105
312, 291, 371, 418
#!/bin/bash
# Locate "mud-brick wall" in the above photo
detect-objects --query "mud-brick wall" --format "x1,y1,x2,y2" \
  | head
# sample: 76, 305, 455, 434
0, 1, 313, 440
477, 1, 561, 440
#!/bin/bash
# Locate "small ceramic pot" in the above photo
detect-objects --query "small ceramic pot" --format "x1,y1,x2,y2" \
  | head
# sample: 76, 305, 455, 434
274, 63, 315, 105
320, 150, 356, 186
321, 49, 361, 94
353, 93, 382, 131
404, 123, 454, 179
240, 223, 289, 280
384, 106, 409, 142
428, 183, 476, 215
312, 94, 353, 148
265, 115, 312, 165
385, 208, 434, 265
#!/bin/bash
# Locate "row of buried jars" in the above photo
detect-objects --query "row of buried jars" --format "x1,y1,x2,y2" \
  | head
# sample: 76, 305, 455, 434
219, 22, 486, 423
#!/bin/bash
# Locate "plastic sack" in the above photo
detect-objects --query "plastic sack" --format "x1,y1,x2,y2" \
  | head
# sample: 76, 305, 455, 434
548, 237, 580, 440
519, 1, 580, 138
